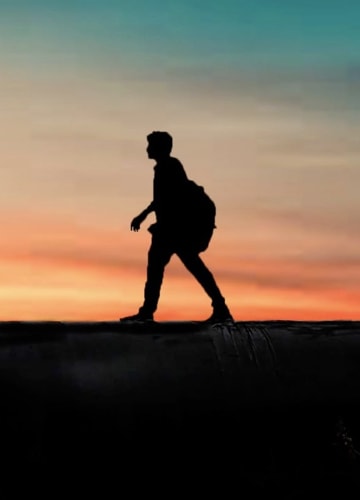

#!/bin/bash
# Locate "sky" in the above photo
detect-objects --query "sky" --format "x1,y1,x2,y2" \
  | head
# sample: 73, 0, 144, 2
1, 0, 359, 320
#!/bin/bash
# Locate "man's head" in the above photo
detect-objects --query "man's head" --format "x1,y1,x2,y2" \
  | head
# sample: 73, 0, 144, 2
146, 131, 173, 160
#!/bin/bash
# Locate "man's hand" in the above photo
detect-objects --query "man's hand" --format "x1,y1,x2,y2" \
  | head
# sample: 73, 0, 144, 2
130, 213, 146, 232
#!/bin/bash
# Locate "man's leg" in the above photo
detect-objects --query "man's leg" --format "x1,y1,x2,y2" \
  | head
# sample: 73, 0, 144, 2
177, 250, 232, 319
138, 235, 173, 316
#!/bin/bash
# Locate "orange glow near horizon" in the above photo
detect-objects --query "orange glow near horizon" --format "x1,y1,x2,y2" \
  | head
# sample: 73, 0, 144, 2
1, 243, 359, 321
0, 212, 359, 322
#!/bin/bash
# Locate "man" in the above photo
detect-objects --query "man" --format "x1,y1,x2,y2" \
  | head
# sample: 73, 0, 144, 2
121, 131, 233, 324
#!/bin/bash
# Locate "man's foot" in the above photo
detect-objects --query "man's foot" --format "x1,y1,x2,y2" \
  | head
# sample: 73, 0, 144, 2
203, 305, 234, 325
120, 312, 154, 323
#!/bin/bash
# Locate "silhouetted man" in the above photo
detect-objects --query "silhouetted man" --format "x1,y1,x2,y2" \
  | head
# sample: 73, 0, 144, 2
121, 131, 233, 324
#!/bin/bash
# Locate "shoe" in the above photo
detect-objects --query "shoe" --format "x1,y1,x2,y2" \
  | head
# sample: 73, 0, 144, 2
120, 312, 154, 323
203, 307, 234, 325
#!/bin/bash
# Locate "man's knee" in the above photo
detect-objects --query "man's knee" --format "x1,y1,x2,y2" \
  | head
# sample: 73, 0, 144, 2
148, 241, 173, 267
178, 251, 203, 270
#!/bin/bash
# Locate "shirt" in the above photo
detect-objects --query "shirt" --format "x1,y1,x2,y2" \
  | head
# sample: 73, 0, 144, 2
147, 156, 188, 227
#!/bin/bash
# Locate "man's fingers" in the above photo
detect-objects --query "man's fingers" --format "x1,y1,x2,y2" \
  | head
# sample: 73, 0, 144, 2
130, 216, 143, 231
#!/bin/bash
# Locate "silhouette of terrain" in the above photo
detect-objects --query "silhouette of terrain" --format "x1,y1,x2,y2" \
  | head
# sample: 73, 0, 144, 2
0, 320, 360, 495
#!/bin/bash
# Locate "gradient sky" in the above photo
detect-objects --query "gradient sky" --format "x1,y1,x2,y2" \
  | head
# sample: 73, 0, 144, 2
1, 1, 359, 320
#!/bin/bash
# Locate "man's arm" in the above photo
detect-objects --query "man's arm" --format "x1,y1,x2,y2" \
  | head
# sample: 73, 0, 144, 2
130, 202, 154, 231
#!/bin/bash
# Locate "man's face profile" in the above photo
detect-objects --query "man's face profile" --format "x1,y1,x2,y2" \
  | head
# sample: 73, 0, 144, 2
147, 141, 161, 160
146, 141, 155, 159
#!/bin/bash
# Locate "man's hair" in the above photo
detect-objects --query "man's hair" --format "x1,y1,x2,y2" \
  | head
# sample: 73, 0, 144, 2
147, 131, 173, 155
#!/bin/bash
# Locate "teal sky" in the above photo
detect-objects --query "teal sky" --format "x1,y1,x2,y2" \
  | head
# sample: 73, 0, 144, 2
2, 1, 360, 71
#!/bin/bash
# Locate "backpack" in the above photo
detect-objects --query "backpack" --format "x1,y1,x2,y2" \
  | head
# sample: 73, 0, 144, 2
182, 180, 216, 252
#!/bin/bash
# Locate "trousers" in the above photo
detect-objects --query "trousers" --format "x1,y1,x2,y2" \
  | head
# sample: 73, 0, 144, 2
139, 233, 225, 315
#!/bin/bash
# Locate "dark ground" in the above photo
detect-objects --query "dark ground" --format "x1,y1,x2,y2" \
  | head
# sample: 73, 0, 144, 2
0, 320, 359, 497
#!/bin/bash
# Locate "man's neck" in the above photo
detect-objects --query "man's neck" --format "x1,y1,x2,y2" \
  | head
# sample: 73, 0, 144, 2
154, 154, 171, 163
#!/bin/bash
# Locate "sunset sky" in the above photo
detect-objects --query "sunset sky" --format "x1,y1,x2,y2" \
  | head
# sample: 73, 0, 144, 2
1, 1, 359, 320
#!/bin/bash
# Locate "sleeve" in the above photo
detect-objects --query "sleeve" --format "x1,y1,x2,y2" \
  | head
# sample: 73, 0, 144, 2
145, 201, 155, 213
166, 160, 189, 218
166, 159, 188, 192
